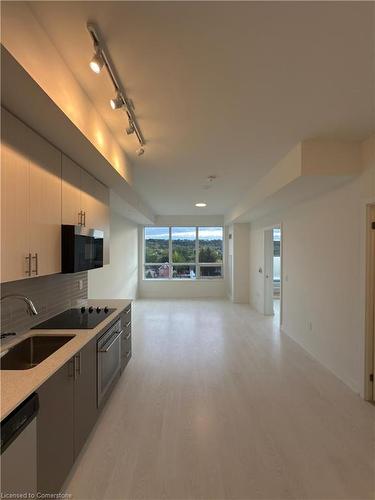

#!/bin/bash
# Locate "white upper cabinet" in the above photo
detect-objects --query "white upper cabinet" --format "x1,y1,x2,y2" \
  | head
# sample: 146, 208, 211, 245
1, 109, 62, 282
62, 155, 82, 226
1, 110, 30, 283
62, 155, 110, 265
28, 127, 62, 277
81, 169, 110, 265
1, 110, 110, 283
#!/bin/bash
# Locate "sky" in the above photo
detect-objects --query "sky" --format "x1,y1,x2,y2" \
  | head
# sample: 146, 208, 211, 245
145, 226, 223, 240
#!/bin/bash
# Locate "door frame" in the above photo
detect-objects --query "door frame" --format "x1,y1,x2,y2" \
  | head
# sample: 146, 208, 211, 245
263, 224, 283, 326
364, 203, 375, 400
263, 228, 274, 316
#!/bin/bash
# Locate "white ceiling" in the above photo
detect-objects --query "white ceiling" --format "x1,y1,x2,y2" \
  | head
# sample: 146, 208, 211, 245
28, 1, 374, 215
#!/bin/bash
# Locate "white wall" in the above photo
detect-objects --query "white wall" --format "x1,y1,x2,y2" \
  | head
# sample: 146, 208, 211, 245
138, 279, 226, 299
89, 211, 138, 300
154, 215, 224, 227
232, 224, 250, 303
249, 136, 375, 395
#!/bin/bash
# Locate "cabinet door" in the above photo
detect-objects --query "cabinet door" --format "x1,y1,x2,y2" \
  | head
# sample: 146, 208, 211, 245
62, 155, 82, 226
1, 109, 30, 283
81, 169, 110, 264
37, 359, 74, 494
74, 338, 98, 458
28, 129, 62, 277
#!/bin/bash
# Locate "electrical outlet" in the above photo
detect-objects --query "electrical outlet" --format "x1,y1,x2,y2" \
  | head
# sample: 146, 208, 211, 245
78, 279, 83, 290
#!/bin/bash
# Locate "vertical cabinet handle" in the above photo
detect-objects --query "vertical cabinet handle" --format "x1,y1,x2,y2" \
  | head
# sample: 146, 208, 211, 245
74, 352, 81, 379
32, 253, 38, 275
25, 253, 32, 276
78, 211, 86, 226
73, 354, 77, 380
68, 358, 75, 378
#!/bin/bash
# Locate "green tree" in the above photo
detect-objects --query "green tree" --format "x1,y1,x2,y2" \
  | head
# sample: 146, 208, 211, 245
199, 246, 218, 263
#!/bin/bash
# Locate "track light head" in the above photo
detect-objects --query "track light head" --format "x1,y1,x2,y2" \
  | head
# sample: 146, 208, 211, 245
136, 147, 145, 157
89, 50, 104, 74
126, 123, 135, 135
110, 94, 123, 110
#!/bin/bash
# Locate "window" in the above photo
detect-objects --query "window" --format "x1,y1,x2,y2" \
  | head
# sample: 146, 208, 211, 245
144, 227, 170, 279
144, 226, 223, 279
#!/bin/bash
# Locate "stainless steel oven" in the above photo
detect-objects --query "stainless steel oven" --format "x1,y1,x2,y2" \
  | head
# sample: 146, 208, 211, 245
97, 320, 122, 407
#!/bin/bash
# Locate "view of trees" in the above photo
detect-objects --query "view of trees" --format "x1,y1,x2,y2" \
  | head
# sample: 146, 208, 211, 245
198, 240, 223, 263
145, 239, 169, 263
145, 239, 223, 263
144, 226, 223, 279
172, 239, 195, 263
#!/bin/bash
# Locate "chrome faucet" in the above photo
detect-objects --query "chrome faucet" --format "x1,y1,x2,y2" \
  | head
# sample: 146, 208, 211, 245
0, 295, 38, 339
0, 294, 38, 316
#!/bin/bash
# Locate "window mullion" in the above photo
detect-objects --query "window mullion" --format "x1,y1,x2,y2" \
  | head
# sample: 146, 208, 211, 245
195, 226, 200, 279
169, 226, 172, 279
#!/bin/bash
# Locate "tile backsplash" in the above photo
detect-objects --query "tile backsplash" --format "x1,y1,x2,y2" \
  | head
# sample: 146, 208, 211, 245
1, 272, 88, 334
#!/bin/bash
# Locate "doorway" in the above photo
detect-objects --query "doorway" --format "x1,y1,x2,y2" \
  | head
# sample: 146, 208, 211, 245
365, 204, 375, 401
264, 225, 282, 324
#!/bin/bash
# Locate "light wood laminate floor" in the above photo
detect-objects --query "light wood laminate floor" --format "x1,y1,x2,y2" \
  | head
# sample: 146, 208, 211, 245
65, 300, 375, 500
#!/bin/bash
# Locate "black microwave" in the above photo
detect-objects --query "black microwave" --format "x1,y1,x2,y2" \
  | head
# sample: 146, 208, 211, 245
61, 225, 104, 273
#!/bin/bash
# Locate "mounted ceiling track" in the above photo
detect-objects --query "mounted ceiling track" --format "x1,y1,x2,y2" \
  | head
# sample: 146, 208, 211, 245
87, 22, 146, 156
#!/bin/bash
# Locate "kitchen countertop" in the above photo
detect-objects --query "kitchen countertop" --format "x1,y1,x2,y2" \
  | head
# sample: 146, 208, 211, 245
0, 299, 131, 421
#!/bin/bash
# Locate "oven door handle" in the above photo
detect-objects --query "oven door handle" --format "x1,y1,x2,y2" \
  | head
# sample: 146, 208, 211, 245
99, 330, 123, 353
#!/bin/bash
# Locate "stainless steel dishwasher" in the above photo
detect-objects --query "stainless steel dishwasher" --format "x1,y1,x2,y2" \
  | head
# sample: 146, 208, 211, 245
1, 393, 39, 496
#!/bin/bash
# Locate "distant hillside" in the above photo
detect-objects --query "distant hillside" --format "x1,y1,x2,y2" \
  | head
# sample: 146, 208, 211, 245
145, 238, 223, 263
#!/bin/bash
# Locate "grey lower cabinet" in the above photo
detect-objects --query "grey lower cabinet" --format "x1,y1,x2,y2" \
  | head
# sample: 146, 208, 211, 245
73, 338, 97, 458
37, 359, 74, 494
36, 306, 131, 494
37, 337, 97, 494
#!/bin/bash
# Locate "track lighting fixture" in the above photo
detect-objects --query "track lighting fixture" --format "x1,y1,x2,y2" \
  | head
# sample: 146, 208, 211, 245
110, 94, 123, 110
89, 50, 104, 74
126, 123, 135, 135
87, 22, 146, 155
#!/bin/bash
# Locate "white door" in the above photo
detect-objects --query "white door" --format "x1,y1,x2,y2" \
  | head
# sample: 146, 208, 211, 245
263, 229, 274, 316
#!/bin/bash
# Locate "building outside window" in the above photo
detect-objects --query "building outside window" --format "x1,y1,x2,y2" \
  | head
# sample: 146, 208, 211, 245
144, 226, 223, 279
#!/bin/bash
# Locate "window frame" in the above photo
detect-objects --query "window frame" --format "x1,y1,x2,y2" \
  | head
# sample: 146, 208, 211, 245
143, 226, 224, 280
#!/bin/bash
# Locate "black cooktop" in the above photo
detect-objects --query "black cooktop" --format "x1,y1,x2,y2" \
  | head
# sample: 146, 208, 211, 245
32, 307, 116, 330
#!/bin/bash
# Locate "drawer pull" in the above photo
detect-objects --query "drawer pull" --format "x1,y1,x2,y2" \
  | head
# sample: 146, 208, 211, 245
32, 253, 38, 275
100, 331, 122, 353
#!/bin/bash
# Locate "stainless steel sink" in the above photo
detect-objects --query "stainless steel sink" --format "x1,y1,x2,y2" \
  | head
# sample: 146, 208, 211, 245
0, 335, 75, 370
